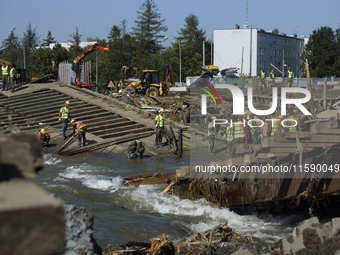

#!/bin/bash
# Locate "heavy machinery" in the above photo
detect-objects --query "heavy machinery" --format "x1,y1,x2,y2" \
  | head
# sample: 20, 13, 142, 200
122, 64, 175, 97
71, 43, 132, 89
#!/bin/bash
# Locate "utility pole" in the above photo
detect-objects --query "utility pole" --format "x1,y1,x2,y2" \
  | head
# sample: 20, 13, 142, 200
282, 50, 285, 84
241, 47, 244, 77
203, 40, 205, 66
96, 51, 98, 87
211, 33, 213, 65
23, 39, 26, 69
249, 26, 252, 76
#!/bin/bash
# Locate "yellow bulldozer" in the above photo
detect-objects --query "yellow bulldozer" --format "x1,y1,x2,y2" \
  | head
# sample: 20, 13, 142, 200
120, 64, 175, 97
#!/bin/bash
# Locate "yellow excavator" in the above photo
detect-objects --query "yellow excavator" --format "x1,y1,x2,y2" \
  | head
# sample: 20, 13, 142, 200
121, 64, 175, 97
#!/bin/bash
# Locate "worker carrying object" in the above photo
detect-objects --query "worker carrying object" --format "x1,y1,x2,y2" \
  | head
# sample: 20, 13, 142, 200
38, 128, 51, 147
71, 119, 87, 147
2, 62, 9, 91
155, 108, 165, 148
9, 64, 16, 93
59, 101, 70, 139
127, 139, 145, 158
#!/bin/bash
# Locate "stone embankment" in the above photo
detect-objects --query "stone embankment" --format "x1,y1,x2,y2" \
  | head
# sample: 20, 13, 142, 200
0, 133, 102, 255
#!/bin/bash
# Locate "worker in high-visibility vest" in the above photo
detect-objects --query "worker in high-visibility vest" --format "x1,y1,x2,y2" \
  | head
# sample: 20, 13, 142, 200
277, 115, 285, 133
269, 115, 278, 137
259, 68, 267, 93
269, 69, 275, 87
249, 114, 260, 143
226, 124, 234, 155
9, 64, 16, 92
288, 115, 298, 132
287, 67, 293, 87
1, 62, 9, 91
260, 119, 269, 141
208, 116, 216, 154
229, 116, 245, 157
127, 139, 145, 158
71, 119, 87, 147
38, 128, 51, 147
59, 101, 71, 139
155, 108, 165, 148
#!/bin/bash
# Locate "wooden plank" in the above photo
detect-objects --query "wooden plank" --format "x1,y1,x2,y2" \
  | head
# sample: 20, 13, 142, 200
311, 134, 340, 143
310, 122, 340, 134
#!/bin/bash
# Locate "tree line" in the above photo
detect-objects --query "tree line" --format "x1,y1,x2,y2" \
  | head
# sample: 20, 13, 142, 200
1, 0, 338, 88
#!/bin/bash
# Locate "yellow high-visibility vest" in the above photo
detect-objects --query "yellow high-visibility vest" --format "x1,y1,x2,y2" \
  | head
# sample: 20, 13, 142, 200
234, 123, 245, 139
288, 70, 293, 78
226, 126, 234, 142
208, 122, 215, 136
60, 106, 69, 120
155, 115, 165, 128
10, 68, 15, 78
261, 71, 265, 79
2, 66, 9, 75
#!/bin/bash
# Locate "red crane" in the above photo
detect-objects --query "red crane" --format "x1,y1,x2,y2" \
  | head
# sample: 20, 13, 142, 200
71, 43, 131, 89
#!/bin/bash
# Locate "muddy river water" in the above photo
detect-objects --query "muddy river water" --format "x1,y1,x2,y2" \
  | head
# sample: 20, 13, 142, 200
37, 152, 304, 248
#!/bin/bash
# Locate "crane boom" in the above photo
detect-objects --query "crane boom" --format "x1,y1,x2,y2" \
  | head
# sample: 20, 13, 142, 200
72, 43, 132, 88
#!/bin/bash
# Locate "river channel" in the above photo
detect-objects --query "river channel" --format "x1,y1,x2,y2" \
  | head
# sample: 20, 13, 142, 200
37, 152, 304, 248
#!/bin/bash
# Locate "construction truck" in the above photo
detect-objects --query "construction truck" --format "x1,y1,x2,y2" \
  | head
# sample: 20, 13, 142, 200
121, 64, 175, 97
71, 43, 132, 89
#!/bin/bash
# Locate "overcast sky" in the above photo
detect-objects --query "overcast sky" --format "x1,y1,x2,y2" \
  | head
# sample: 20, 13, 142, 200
1, 0, 339, 47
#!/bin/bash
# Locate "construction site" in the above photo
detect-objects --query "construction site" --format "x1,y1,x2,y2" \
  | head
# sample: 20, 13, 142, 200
1, 52, 340, 254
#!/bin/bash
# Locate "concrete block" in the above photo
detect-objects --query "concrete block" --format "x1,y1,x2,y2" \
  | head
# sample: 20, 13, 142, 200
0, 179, 65, 255
0, 133, 43, 180
329, 218, 340, 238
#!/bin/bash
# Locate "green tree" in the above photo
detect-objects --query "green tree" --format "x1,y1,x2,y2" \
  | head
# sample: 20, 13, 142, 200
132, 0, 167, 70
302, 26, 339, 77
1, 28, 20, 66
23, 23, 40, 69
177, 14, 205, 54
273, 28, 279, 35
175, 14, 207, 79
42, 31, 57, 46
68, 27, 83, 57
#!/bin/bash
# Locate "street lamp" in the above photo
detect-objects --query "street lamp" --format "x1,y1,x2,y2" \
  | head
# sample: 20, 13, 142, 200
165, 37, 181, 84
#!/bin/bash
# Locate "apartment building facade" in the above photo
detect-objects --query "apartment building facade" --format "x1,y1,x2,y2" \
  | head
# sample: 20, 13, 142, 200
214, 27, 305, 77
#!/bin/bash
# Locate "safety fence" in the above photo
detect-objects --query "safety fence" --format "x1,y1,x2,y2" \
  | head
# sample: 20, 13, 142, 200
58, 61, 91, 85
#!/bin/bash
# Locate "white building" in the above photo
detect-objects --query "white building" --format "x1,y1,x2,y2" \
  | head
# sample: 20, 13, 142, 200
39, 41, 97, 50
214, 27, 305, 77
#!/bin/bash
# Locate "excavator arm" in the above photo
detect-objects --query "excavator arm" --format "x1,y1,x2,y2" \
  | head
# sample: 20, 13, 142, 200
72, 43, 132, 87
164, 64, 175, 95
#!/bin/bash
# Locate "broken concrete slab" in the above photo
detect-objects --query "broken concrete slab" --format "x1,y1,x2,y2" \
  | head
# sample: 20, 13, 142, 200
0, 179, 65, 255
0, 133, 43, 180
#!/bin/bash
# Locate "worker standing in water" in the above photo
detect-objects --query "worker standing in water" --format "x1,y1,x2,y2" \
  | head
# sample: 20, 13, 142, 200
155, 108, 165, 148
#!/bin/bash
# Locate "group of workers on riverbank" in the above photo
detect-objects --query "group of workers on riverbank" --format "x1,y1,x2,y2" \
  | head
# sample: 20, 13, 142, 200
39, 100, 88, 148
1, 62, 17, 93
38, 100, 166, 159
207, 112, 298, 157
